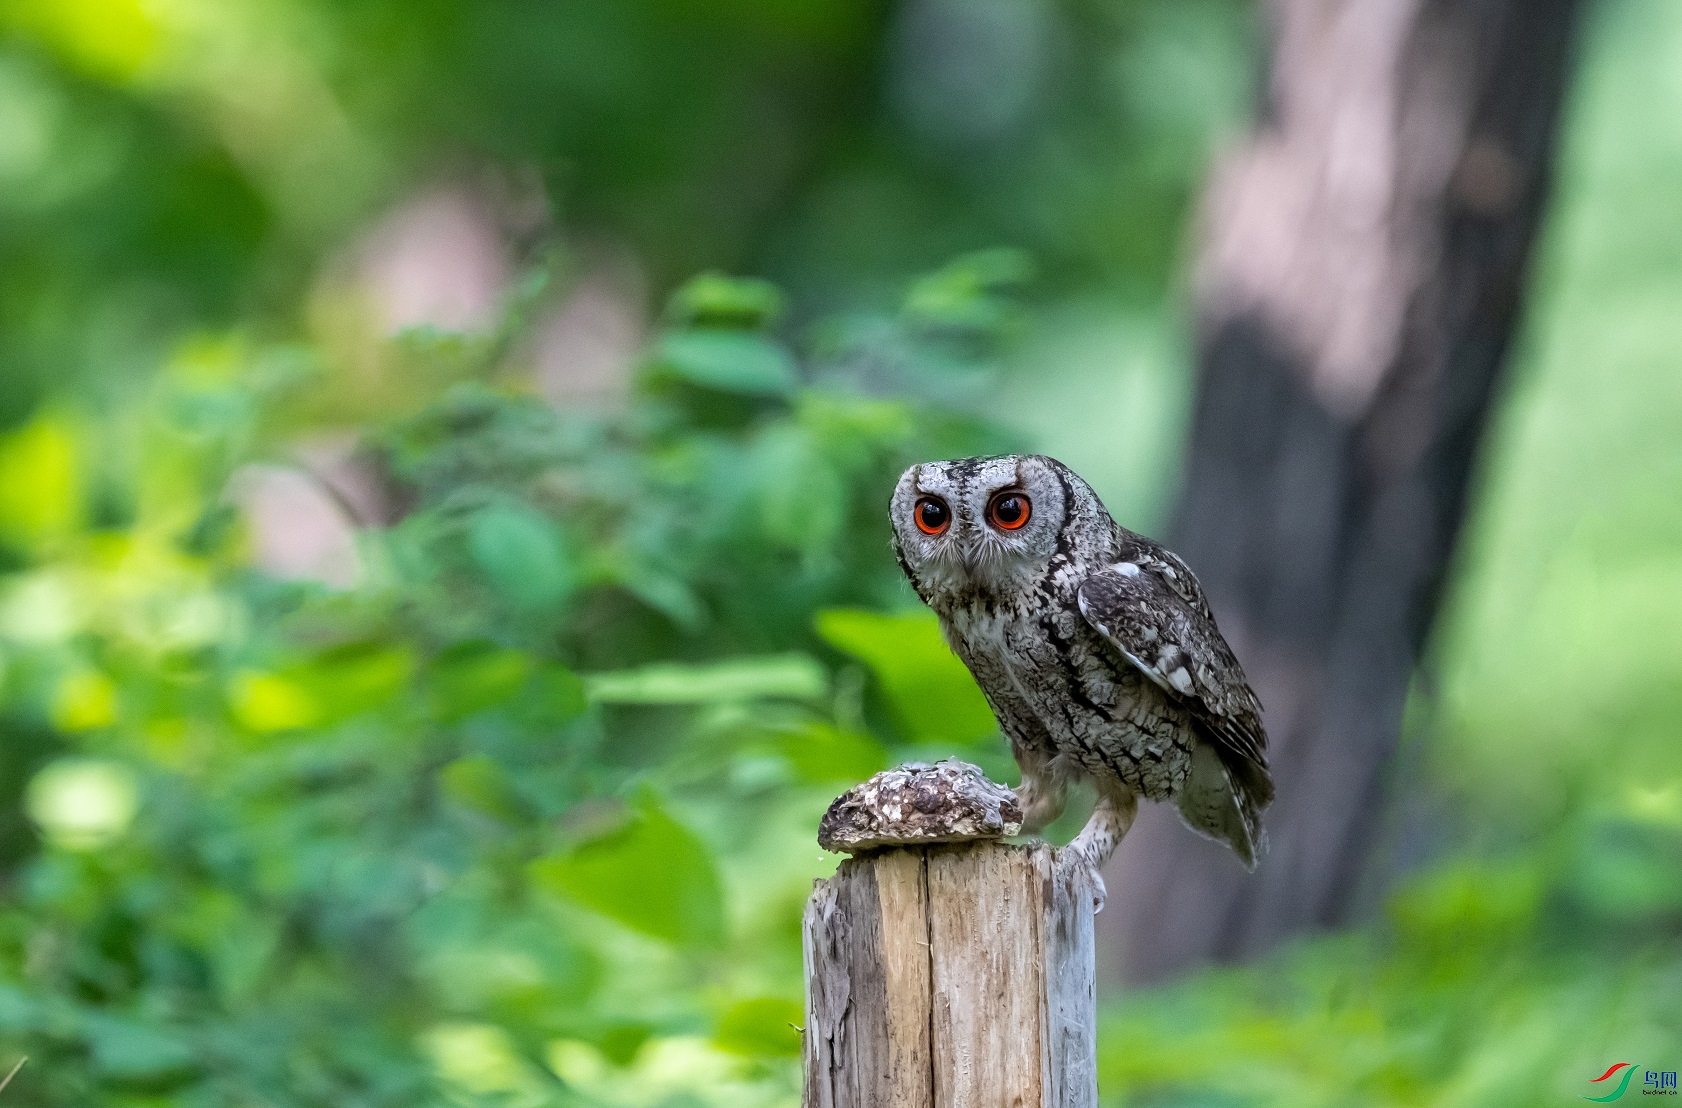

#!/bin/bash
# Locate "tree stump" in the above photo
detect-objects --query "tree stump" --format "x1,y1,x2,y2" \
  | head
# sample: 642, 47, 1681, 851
802, 762, 1098, 1108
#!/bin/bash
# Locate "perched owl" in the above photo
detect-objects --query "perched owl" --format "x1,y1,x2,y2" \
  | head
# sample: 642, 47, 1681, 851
889, 454, 1272, 877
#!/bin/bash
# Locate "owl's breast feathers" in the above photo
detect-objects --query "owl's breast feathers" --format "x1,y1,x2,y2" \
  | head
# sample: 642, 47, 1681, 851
932, 545, 1192, 797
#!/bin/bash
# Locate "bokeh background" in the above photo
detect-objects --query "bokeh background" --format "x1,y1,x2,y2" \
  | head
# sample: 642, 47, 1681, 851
0, 0, 1678, 1104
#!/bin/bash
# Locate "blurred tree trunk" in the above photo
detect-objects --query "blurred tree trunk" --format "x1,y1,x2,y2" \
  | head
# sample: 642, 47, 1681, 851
1103, 0, 1583, 982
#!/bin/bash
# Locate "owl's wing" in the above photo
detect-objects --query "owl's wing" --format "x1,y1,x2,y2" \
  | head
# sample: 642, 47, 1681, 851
1075, 545, 1268, 772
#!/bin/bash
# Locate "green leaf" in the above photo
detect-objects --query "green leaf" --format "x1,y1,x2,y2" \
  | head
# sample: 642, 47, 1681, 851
409, 902, 601, 1013
525, 667, 588, 727
614, 567, 708, 630
227, 671, 321, 732
0, 984, 35, 1031
531, 790, 725, 948
85, 1016, 198, 1085
665, 272, 784, 329
815, 608, 997, 746
597, 1022, 655, 1067
650, 330, 798, 395
427, 642, 533, 721
300, 641, 415, 721
440, 756, 525, 821
1388, 860, 1543, 944
715, 997, 803, 1057
1566, 819, 1682, 920
797, 391, 915, 470
778, 723, 889, 784
468, 502, 572, 611
752, 424, 846, 556
903, 248, 1034, 333
584, 654, 827, 705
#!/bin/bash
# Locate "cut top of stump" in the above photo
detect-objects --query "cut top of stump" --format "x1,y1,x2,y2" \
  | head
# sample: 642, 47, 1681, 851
817, 760, 1023, 854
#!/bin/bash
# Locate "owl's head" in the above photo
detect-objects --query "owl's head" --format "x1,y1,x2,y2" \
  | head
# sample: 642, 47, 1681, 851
889, 454, 1114, 603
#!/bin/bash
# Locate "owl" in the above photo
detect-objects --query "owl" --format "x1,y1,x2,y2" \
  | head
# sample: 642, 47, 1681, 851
889, 454, 1272, 879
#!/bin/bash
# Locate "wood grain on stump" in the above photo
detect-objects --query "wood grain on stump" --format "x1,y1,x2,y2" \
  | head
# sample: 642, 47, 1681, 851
803, 763, 1097, 1108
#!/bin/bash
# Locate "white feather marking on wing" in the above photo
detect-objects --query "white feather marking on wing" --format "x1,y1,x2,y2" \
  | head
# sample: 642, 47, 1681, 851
1083, 592, 1175, 697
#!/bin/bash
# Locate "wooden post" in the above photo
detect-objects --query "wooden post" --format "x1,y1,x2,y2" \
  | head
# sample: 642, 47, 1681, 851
802, 762, 1098, 1108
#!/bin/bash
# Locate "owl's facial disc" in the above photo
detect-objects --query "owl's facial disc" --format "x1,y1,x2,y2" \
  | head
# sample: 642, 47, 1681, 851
891, 456, 1067, 593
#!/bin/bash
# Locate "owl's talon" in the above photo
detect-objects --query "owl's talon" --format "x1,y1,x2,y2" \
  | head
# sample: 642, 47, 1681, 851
1056, 847, 1109, 912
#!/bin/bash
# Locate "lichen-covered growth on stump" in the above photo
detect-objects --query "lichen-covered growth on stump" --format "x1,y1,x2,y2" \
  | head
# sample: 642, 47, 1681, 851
817, 760, 1023, 854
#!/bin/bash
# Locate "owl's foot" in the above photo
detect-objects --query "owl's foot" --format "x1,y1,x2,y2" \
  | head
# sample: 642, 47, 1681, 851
1067, 790, 1138, 913
1012, 783, 1062, 835
1090, 868, 1109, 914
1062, 843, 1110, 913
1068, 844, 1111, 914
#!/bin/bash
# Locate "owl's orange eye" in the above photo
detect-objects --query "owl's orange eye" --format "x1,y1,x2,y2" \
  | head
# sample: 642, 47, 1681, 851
914, 497, 951, 535
988, 491, 1031, 530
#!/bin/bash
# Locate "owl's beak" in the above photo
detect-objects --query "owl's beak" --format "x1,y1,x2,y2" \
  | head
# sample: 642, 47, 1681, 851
954, 534, 989, 573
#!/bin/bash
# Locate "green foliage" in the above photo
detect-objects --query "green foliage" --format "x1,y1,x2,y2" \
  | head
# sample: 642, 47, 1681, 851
1097, 841, 1682, 1107
649, 331, 800, 397
583, 656, 827, 707
0, 250, 1016, 1103
714, 998, 803, 1059
903, 249, 1036, 336
531, 790, 727, 950
774, 724, 889, 787
666, 275, 785, 331
468, 502, 574, 614
814, 609, 997, 747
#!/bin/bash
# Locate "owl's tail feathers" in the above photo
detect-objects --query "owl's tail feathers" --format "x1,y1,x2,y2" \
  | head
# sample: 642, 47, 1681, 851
1176, 741, 1271, 870
1227, 753, 1272, 868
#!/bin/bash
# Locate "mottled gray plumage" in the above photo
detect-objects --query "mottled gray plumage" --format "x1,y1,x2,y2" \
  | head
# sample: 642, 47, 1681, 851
889, 454, 1272, 871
